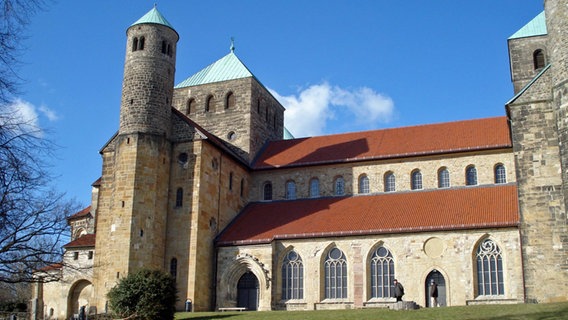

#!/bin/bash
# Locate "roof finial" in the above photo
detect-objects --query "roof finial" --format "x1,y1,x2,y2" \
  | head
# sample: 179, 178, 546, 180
230, 37, 235, 53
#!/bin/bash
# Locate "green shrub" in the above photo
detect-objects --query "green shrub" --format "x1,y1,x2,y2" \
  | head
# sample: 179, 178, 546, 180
107, 269, 177, 320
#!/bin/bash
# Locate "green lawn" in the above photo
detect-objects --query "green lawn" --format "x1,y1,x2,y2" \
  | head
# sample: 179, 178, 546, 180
176, 302, 568, 320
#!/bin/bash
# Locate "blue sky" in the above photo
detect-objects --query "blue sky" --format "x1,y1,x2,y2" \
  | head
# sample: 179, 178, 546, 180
14, 1, 543, 207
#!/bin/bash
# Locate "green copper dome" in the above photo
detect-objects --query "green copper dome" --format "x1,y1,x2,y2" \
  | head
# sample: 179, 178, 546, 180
131, 6, 175, 30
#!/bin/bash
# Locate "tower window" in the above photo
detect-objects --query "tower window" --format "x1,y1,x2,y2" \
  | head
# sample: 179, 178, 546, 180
138, 36, 145, 50
225, 92, 235, 109
162, 41, 167, 54
205, 95, 214, 112
187, 98, 195, 114
132, 37, 138, 52
175, 188, 183, 207
167, 43, 172, 57
533, 49, 545, 70
229, 172, 234, 191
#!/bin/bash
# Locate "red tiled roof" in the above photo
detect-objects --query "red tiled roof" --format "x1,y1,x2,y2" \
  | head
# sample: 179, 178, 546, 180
216, 184, 519, 246
37, 263, 63, 272
67, 206, 91, 221
63, 234, 96, 248
253, 117, 511, 169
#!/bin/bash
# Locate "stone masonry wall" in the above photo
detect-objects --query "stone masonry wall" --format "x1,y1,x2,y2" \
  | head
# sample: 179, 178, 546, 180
251, 150, 514, 201
508, 35, 548, 94
216, 228, 523, 310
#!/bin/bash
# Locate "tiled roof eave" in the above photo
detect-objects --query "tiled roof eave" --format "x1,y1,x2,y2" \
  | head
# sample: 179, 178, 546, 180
216, 221, 520, 247
254, 144, 513, 170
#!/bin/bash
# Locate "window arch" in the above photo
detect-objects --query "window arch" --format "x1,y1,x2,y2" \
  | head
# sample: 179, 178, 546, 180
225, 92, 235, 109
282, 250, 304, 300
476, 239, 504, 296
175, 188, 183, 207
359, 175, 370, 194
324, 248, 347, 299
309, 178, 320, 198
533, 49, 545, 70
170, 257, 177, 280
138, 36, 145, 50
466, 165, 478, 186
132, 37, 138, 52
263, 182, 272, 201
494, 164, 506, 184
187, 98, 195, 114
411, 169, 422, 190
334, 176, 345, 196
370, 246, 395, 298
438, 167, 450, 188
286, 181, 296, 200
205, 95, 214, 112
384, 172, 395, 192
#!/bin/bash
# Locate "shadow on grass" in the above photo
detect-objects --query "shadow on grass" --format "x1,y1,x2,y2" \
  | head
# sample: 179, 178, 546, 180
176, 314, 242, 320
485, 305, 568, 320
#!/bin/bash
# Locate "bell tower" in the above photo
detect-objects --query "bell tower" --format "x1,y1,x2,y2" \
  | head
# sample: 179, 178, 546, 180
93, 6, 179, 311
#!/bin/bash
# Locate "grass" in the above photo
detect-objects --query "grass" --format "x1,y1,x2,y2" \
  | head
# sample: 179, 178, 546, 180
175, 302, 568, 320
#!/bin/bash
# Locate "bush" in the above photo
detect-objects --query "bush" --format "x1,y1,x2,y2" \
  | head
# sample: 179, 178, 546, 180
107, 269, 177, 320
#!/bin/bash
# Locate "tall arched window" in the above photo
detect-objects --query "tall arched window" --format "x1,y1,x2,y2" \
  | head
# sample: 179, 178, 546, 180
438, 167, 450, 188
187, 98, 195, 114
138, 36, 145, 50
309, 178, 320, 198
324, 248, 347, 299
263, 182, 272, 201
229, 172, 234, 191
466, 165, 478, 186
334, 176, 345, 196
225, 92, 235, 109
411, 170, 422, 190
170, 258, 177, 281
384, 172, 395, 192
240, 178, 245, 197
476, 239, 504, 296
533, 49, 545, 70
370, 246, 395, 298
161, 40, 167, 54
494, 164, 506, 184
282, 251, 304, 300
175, 188, 183, 207
205, 95, 214, 112
286, 181, 296, 200
359, 175, 370, 194
132, 37, 138, 51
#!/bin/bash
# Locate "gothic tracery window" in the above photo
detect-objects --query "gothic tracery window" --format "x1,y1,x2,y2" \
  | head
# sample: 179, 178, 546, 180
282, 250, 304, 300
324, 248, 347, 299
370, 246, 395, 298
476, 239, 504, 296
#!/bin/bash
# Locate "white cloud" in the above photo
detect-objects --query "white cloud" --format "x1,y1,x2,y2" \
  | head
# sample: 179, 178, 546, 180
1, 99, 59, 137
271, 82, 394, 138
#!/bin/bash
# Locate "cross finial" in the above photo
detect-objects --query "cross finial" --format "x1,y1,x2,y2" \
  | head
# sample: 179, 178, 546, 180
230, 37, 235, 53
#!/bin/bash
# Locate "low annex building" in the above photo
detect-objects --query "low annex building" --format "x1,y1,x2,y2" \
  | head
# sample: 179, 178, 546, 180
32, 1, 568, 319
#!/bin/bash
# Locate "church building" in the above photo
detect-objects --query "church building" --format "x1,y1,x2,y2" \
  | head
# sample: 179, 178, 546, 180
32, 1, 568, 318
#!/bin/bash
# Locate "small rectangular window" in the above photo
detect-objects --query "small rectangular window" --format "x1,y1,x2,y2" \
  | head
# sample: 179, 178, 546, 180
88, 251, 94, 259
73, 252, 79, 260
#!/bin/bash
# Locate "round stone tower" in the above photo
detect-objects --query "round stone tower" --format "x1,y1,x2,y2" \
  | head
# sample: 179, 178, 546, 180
119, 6, 179, 137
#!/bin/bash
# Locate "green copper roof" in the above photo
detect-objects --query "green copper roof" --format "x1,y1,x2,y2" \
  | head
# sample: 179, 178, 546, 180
131, 7, 175, 30
283, 127, 295, 140
509, 11, 547, 39
175, 51, 254, 88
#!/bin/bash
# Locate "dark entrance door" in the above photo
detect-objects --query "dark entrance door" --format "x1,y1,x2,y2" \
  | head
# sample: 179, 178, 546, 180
425, 270, 446, 307
237, 271, 259, 311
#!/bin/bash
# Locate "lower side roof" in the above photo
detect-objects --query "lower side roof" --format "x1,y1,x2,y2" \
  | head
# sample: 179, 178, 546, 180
217, 184, 519, 246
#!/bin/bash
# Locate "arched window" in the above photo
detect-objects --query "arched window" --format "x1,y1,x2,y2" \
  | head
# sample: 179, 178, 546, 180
205, 95, 213, 112
370, 246, 395, 298
175, 188, 183, 207
167, 43, 172, 57
170, 258, 177, 280
533, 49, 545, 70
411, 170, 422, 190
132, 37, 138, 52
138, 36, 145, 50
384, 172, 395, 192
282, 251, 304, 300
334, 176, 345, 196
494, 164, 506, 184
187, 98, 195, 114
476, 239, 504, 296
229, 172, 234, 191
225, 92, 235, 109
466, 165, 478, 186
162, 40, 167, 54
438, 167, 450, 188
286, 181, 296, 200
263, 182, 272, 201
324, 248, 347, 299
240, 178, 245, 197
309, 178, 319, 198
359, 175, 370, 194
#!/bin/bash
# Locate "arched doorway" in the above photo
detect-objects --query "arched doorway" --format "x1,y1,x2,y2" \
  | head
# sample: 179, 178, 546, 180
237, 271, 258, 311
425, 270, 446, 307
67, 280, 93, 318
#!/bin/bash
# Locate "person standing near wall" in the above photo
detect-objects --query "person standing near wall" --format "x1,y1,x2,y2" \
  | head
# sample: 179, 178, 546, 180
393, 279, 405, 302
430, 280, 438, 307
